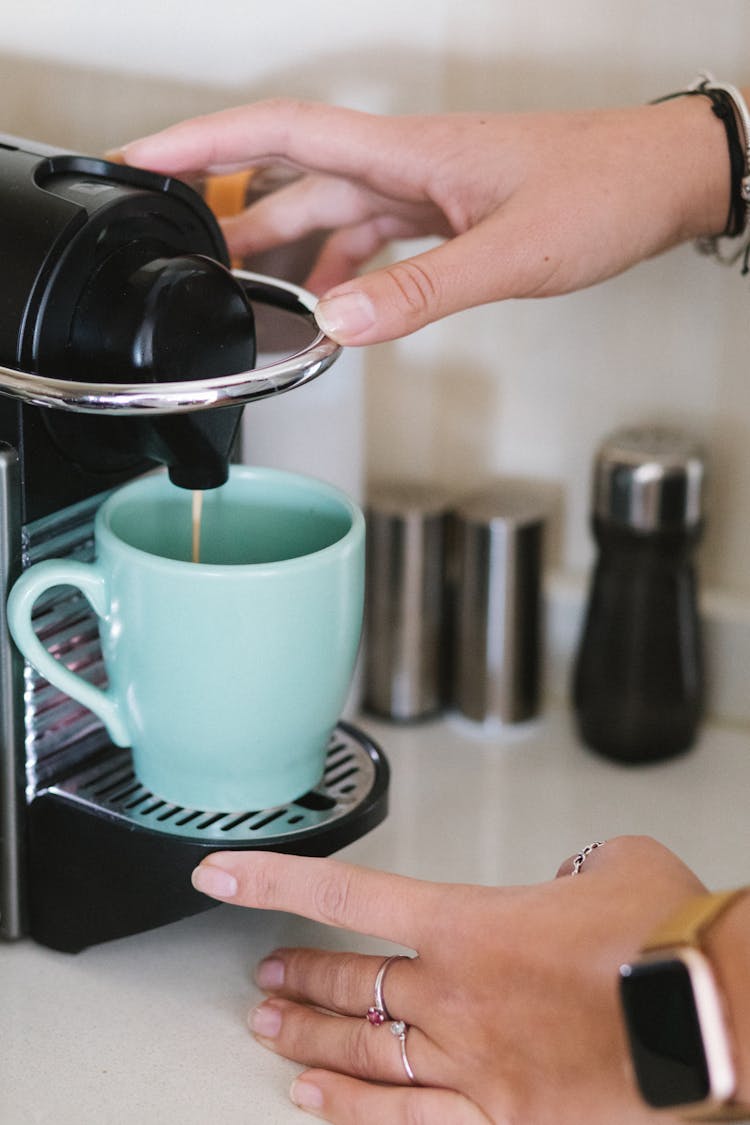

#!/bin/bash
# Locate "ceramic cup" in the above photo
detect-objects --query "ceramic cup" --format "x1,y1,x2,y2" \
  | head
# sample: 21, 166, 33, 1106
7, 466, 365, 811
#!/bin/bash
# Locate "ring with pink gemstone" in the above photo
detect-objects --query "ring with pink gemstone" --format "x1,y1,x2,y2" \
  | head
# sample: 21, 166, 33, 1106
366, 954, 408, 1027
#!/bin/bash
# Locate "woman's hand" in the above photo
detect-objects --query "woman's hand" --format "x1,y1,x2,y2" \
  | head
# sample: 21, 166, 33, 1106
119, 96, 729, 346
191, 835, 705, 1123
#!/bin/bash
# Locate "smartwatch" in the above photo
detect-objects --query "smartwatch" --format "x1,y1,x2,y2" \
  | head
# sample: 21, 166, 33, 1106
619, 888, 750, 1120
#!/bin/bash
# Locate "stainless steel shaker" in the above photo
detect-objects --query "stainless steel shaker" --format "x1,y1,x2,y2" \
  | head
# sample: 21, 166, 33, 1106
451, 481, 547, 725
363, 482, 452, 721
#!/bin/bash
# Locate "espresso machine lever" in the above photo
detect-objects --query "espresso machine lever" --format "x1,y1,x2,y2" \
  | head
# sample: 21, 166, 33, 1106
0, 132, 340, 492
0, 265, 340, 490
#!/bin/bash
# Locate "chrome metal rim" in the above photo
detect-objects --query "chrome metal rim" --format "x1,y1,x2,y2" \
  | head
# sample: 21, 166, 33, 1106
46, 724, 381, 844
0, 271, 340, 415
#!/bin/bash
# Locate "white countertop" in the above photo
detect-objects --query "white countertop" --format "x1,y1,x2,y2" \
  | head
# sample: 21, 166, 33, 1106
3, 705, 750, 1125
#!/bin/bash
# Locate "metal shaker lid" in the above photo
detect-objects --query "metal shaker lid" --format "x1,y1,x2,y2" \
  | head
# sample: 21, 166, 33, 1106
593, 426, 706, 531
366, 480, 453, 518
454, 479, 548, 528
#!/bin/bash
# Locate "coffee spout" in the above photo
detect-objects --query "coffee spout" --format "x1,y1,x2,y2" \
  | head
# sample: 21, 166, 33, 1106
63, 248, 256, 490
153, 408, 244, 491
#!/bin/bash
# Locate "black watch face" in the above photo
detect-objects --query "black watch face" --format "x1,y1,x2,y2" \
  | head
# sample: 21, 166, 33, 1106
620, 958, 710, 1109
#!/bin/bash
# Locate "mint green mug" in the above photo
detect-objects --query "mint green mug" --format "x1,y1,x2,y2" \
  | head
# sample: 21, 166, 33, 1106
7, 466, 365, 811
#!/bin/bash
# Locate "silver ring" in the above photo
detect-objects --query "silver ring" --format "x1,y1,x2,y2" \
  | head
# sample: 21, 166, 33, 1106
391, 1020, 417, 1084
571, 840, 606, 875
367, 954, 405, 1026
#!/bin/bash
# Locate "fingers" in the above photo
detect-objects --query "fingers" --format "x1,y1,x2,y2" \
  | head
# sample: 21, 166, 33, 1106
191, 851, 443, 948
302, 224, 389, 295
250, 998, 432, 1087
218, 167, 446, 259
289, 1070, 485, 1125
219, 174, 382, 259
255, 948, 421, 1023
118, 99, 417, 186
119, 100, 558, 345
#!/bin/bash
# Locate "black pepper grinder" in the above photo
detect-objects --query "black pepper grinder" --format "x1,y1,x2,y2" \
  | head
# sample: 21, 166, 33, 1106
572, 427, 706, 763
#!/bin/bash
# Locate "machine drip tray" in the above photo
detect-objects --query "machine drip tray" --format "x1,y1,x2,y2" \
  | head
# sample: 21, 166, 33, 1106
26, 721, 388, 951
44, 721, 388, 847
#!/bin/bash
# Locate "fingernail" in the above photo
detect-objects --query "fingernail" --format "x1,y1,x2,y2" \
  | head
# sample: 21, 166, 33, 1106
191, 863, 238, 899
290, 1078, 324, 1110
249, 1002, 283, 1039
103, 148, 125, 163
315, 291, 375, 341
255, 956, 285, 990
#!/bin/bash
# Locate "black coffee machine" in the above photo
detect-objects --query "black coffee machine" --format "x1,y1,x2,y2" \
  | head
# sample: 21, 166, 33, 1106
0, 134, 388, 952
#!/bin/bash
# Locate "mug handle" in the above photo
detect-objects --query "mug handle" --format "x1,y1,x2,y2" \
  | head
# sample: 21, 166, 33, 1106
6, 558, 131, 747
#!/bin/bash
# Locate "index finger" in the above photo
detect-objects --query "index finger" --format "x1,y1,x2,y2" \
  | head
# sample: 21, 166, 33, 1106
192, 850, 442, 948
119, 99, 418, 191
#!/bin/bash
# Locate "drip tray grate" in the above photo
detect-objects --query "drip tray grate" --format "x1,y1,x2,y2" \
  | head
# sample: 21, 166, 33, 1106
46, 724, 381, 843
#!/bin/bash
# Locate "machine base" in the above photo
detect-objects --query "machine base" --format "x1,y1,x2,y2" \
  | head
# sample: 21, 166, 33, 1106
26, 722, 388, 952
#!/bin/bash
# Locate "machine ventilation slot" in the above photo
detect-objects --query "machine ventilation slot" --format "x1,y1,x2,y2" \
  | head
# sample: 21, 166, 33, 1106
46, 725, 378, 843
294, 790, 336, 812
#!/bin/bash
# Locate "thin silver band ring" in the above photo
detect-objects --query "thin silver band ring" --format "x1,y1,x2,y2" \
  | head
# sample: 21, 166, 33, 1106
391, 1020, 418, 1084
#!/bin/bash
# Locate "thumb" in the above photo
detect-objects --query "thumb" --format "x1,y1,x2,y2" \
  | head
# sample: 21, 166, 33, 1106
314, 213, 541, 344
313, 209, 554, 345
314, 236, 484, 345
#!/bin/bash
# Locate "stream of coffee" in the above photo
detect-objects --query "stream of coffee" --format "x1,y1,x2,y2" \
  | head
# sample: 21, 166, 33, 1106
191, 490, 204, 563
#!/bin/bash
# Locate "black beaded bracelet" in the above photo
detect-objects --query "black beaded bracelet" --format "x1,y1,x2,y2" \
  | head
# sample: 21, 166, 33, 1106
701, 87, 746, 237
652, 72, 750, 267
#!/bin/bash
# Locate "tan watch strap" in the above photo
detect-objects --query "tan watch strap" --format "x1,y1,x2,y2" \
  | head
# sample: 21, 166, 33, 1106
681, 1103, 750, 1121
642, 889, 749, 954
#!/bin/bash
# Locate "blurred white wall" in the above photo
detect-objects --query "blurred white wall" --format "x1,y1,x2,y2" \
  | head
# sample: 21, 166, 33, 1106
2, 1, 750, 596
